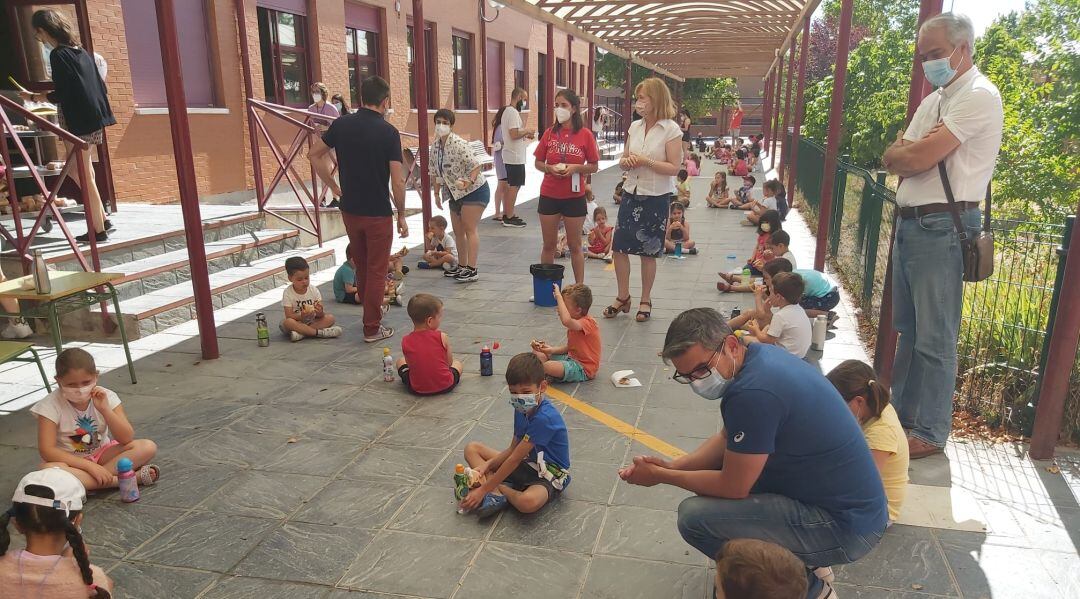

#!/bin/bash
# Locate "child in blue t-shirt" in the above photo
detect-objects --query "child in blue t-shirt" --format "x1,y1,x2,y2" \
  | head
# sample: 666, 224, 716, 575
762, 257, 841, 320
332, 244, 359, 304
459, 353, 571, 518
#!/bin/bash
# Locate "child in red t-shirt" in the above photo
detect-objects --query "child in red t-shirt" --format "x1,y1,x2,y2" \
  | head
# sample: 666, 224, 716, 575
586, 206, 613, 262
531, 284, 601, 383
397, 294, 463, 395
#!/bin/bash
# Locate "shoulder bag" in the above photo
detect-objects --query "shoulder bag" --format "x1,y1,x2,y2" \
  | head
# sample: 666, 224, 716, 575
938, 161, 994, 282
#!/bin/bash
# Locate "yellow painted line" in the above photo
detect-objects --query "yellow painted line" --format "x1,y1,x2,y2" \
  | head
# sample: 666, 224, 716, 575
604, 262, 615, 271
545, 387, 688, 459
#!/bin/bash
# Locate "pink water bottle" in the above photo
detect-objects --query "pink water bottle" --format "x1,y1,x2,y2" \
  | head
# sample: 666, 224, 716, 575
116, 457, 140, 503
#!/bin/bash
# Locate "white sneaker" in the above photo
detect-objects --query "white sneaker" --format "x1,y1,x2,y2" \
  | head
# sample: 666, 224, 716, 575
364, 326, 395, 343
443, 264, 461, 277
1, 319, 32, 339
317, 325, 343, 339
289, 331, 304, 342
814, 567, 835, 584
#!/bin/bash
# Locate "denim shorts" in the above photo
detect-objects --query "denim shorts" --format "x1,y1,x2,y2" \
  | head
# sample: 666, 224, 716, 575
800, 288, 840, 312
552, 354, 589, 383
449, 183, 491, 215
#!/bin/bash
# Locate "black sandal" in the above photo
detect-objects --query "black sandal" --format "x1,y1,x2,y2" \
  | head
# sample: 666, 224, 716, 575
636, 301, 652, 322
603, 296, 632, 319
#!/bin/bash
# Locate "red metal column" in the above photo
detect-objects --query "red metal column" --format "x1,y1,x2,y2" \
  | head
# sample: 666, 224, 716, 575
234, 0, 265, 209
786, 17, 811, 199
546, 23, 555, 128
874, 0, 945, 381
154, 0, 218, 359
762, 73, 772, 146
414, 0, 433, 235
566, 34, 573, 89
779, 40, 797, 178
1031, 209, 1080, 458
587, 42, 595, 118
480, 15, 489, 147
623, 57, 633, 138
813, 0, 854, 271
770, 58, 784, 159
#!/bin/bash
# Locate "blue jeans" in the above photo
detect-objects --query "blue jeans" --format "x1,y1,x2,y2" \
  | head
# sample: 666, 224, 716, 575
891, 208, 981, 447
678, 494, 884, 599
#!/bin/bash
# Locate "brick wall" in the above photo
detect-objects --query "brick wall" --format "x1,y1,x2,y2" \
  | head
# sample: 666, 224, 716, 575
80, 0, 605, 204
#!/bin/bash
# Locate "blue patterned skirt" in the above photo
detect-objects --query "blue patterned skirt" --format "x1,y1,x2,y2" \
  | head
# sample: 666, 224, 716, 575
612, 191, 671, 258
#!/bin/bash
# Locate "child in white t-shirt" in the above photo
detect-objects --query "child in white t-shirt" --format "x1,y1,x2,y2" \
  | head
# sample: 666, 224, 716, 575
745, 179, 782, 226
764, 230, 797, 269
745, 272, 812, 358
420, 215, 459, 272
31, 348, 159, 491
281, 256, 342, 342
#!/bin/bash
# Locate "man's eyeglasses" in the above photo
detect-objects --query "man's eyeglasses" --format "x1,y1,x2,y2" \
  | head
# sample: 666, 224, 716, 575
672, 348, 719, 384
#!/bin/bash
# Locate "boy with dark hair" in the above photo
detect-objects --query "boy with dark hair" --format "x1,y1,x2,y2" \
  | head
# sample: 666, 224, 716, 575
280, 256, 341, 341
419, 215, 459, 271
459, 352, 571, 518
531, 283, 601, 383
396, 293, 462, 395
745, 272, 812, 358
765, 231, 797, 269
714, 539, 808, 599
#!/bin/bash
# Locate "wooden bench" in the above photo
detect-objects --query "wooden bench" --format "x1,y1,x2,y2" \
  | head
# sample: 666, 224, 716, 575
0, 341, 52, 392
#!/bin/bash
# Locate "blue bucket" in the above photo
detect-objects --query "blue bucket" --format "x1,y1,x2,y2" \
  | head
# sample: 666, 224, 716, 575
531, 263, 564, 307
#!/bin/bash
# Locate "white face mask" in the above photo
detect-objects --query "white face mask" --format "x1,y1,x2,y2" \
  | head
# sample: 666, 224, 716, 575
312, 93, 323, 103
40, 40, 54, 52
554, 107, 572, 124
434, 123, 451, 138
509, 392, 540, 413
689, 367, 731, 401
333, 102, 343, 111
61, 383, 95, 403
635, 101, 649, 116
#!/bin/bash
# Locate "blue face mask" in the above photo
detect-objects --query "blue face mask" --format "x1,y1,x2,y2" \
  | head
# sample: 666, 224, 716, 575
690, 367, 731, 401
922, 47, 960, 88
509, 392, 540, 413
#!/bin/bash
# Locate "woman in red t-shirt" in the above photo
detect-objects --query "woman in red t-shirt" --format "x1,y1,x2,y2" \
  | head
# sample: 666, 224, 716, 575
534, 89, 600, 284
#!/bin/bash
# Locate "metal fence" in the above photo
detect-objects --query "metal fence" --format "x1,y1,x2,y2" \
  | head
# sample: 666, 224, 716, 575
791, 136, 1079, 440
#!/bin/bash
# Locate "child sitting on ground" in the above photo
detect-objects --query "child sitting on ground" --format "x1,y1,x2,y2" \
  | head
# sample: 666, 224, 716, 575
612, 173, 627, 204
419, 215, 458, 271
32, 348, 159, 492
531, 283, 601, 383
744, 179, 782, 225
664, 202, 698, 255
397, 293, 463, 396
280, 256, 342, 341
0, 468, 113, 596
583, 187, 600, 235
763, 230, 798, 269
729, 149, 749, 177
458, 352, 571, 518
705, 172, 733, 208
586, 206, 613, 262
760, 257, 842, 321
714, 539, 808, 599
334, 245, 409, 306
827, 360, 909, 524
686, 154, 701, 176
675, 169, 692, 207
730, 175, 756, 210
743, 272, 812, 358
717, 210, 783, 292
716, 143, 732, 164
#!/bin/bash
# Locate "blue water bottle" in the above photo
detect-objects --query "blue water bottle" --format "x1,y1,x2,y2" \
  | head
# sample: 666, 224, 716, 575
480, 346, 493, 376
674, 241, 683, 258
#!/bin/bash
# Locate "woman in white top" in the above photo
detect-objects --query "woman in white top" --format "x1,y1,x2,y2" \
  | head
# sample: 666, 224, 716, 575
604, 78, 684, 322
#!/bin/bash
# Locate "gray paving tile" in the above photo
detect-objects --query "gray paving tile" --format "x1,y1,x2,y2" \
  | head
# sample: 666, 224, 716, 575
106, 562, 218, 599
379, 415, 476, 449
834, 524, 957, 596
830, 585, 943, 598
387, 485, 496, 539
341, 444, 448, 484
339, 531, 480, 597
293, 480, 413, 528
306, 410, 400, 443
257, 437, 365, 476
560, 460, 620, 504
570, 428, 631, 465
337, 385, 419, 415
558, 401, 642, 430
80, 502, 187, 559
456, 542, 589, 599
610, 474, 694, 512
406, 392, 496, 419
200, 470, 328, 519
132, 464, 236, 509
145, 397, 261, 431
234, 522, 374, 584
323, 592, 412, 599
937, 530, 1066, 599
580, 555, 709, 599
490, 497, 606, 553
596, 504, 702, 566
128, 511, 276, 572
164, 429, 286, 470
269, 382, 371, 410
637, 406, 720, 440
200, 577, 329, 599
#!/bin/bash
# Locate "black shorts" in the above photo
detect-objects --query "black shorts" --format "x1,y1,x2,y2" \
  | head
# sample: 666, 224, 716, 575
538, 195, 588, 218
339, 294, 360, 305
503, 462, 559, 501
398, 365, 461, 396
504, 163, 526, 187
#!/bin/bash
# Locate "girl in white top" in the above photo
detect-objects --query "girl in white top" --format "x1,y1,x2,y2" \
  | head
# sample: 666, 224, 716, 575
605, 78, 684, 323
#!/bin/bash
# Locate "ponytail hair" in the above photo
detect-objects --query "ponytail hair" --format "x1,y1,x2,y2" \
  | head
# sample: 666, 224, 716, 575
826, 359, 891, 419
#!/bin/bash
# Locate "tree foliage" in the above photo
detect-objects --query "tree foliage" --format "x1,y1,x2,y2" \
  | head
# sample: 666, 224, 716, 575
680, 77, 739, 119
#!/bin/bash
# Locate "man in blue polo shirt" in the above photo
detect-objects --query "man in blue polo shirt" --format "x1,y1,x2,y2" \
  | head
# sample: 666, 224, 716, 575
620, 308, 887, 599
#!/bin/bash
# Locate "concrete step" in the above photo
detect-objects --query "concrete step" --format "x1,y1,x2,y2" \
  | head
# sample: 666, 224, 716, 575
87, 246, 335, 338
107, 229, 301, 302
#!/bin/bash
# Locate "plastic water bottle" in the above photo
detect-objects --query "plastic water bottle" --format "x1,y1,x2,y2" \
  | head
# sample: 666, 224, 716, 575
116, 458, 139, 503
674, 241, 683, 258
31, 250, 51, 294
382, 348, 395, 382
454, 464, 470, 500
742, 266, 751, 281
255, 313, 269, 347
480, 346, 493, 376
812, 315, 828, 351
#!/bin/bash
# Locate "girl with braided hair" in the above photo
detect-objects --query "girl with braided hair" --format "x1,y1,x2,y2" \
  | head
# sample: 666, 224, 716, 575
0, 468, 113, 597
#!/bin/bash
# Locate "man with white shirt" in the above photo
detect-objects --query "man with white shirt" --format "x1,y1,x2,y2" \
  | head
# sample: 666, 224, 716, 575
882, 13, 1003, 459
498, 87, 536, 228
